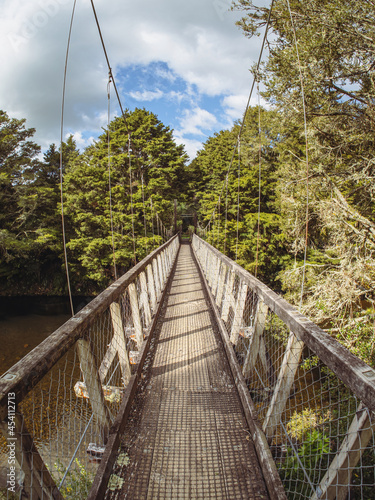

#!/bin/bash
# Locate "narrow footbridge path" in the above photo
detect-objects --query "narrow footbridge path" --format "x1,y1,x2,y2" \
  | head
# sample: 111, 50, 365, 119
106, 243, 269, 499
1, 235, 375, 500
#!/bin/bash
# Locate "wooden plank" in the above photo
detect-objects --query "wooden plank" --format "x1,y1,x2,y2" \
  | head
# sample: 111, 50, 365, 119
192, 242, 287, 500
243, 299, 269, 378
221, 270, 235, 323
0, 235, 180, 420
157, 254, 165, 290
146, 264, 156, 314
230, 281, 248, 345
76, 339, 111, 441
152, 258, 161, 301
87, 241, 180, 500
211, 258, 222, 297
215, 262, 227, 311
109, 302, 132, 386
262, 331, 304, 441
162, 250, 168, 283
203, 243, 209, 276
98, 338, 118, 383
165, 244, 172, 270
207, 252, 215, 288
312, 406, 375, 500
0, 412, 64, 499
139, 272, 152, 328
128, 283, 144, 350
192, 235, 375, 413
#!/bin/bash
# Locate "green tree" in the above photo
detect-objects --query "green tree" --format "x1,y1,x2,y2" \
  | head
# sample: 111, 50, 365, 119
192, 106, 291, 286
64, 108, 188, 290
0, 110, 82, 294
233, 0, 375, 357
0, 110, 43, 291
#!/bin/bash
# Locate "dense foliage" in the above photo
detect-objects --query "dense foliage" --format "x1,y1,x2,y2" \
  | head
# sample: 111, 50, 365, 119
64, 108, 188, 290
1, 0, 374, 367
229, 0, 375, 364
187, 107, 291, 287
0, 111, 65, 294
0, 108, 187, 295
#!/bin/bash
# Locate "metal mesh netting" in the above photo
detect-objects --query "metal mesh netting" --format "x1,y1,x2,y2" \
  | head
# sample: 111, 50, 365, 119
0, 236, 179, 499
192, 234, 375, 500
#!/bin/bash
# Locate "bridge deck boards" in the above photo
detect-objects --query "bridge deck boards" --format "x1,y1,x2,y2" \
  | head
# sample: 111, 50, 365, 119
105, 243, 269, 499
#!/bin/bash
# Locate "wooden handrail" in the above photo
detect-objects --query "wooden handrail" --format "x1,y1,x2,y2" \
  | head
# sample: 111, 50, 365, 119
192, 234, 375, 412
0, 234, 179, 421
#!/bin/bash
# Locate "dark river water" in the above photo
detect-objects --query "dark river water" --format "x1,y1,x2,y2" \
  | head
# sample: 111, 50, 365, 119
0, 313, 70, 376
0, 297, 100, 492
0, 296, 91, 376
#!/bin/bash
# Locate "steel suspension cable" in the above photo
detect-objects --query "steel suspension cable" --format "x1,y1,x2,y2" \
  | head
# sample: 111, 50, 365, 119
141, 171, 148, 253
255, 81, 262, 278
286, 0, 310, 311
90, 0, 137, 265
202, 0, 275, 234
235, 137, 241, 262
150, 198, 155, 247
107, 75, 118, 280
60, 0, 77, 317
224, 173, 229, 253
128, 135, 137, 265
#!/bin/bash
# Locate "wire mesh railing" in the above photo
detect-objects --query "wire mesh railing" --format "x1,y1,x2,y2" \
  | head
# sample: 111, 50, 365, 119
192, 234, 375, 500
0, 235, 179, 499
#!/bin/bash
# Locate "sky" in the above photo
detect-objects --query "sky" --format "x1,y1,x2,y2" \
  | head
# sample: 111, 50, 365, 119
0, 0, 269, 159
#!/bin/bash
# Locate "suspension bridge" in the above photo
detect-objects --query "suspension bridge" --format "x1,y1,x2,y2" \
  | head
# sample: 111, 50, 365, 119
1, 0, 375, 496
0, 233, 375, 499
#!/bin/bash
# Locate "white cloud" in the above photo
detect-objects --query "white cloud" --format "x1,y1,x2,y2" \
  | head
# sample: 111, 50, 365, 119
174, 135, 202, 161
177, 107, 218, 137
129, 89, 164, 101
222, 94, 250, 120
0, 0, 268, 153
67, 131, 95, 150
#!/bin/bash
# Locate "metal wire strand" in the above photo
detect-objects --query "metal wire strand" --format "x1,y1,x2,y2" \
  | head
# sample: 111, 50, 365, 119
59, 0, 77, 317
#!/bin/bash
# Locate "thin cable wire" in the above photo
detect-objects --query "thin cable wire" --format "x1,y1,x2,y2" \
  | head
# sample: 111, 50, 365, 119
90, 0, 137, 265
60, 0, 77, 317
202, 0, 275, 233
235, 137, 241, 262
224, 173, 229, 253
59, 361, 120, 489
150, 198, 155, 247
90, 0, 130, 137
107, 76, 118, 280
217, 195, 221, 250
128, 134, 137, 265
141, 171, 148, 253
255, 82, 262, 278
286, 0, 310, 311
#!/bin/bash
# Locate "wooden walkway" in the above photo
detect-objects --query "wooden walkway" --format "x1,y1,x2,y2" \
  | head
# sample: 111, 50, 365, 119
105, 243, 269, 499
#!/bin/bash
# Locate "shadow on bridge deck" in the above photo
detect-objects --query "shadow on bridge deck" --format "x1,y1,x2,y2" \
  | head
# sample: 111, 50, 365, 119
104, 243, 269, 499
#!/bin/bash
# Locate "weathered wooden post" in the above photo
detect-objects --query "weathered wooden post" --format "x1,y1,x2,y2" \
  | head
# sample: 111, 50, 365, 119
262, 331, 304, 441
222, 270, 235, 323
128, 283, 144, 349
243, 299, 269, 378
215, 263, 227, 311
106, 302, 132, 385
146, 264, 157, 313
152, 258, 161, 300
76, 338, 111, 441
0, 413, 63, 499
230, 280, 248, 345
211, 258, 222, 297
312, 405, 375, 500
139, 271, 152, 328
